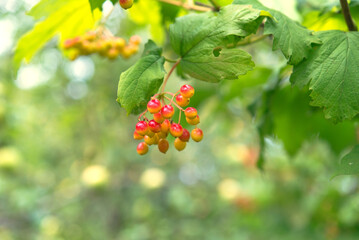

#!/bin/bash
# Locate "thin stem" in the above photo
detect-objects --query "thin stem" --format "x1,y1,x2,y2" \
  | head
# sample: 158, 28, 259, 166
165, 58, 179, 63
236, 34, 269, 46
161, 59, 181, 93
207, 0, 220, 11
340, 0, 358, 31
99, 4, 115, 25
194, 2, 216, 11
163, 95, 184, 111
157, 0, 211, 12
178, 110, 182, 124
138, 109, 148, 121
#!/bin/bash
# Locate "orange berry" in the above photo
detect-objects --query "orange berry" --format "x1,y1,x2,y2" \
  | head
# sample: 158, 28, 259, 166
180, 84, 194, 98
175, 94, 190, 107
174, 138, 186, 151
170, 123, 183, 137
119, 0, 133, 9
147, 99, 162, 114
158, 139, 169, 154
191, 128, 203, 142
153, 112, 164, 123
186, 115, 200, 125
179, 128, 190, 142
161, 105, 175, 119
184, 107, 197, 119
135, 121, 148, 135
134, 130, 144, 140
161, 119, 171, 133
137, 142, 148, 155
130, 35, 141, 45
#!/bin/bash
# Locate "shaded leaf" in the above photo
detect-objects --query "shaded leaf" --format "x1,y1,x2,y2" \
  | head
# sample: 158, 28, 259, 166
290, 31, 359, 122
117, 40, 165, 114
333, 145, 359, 178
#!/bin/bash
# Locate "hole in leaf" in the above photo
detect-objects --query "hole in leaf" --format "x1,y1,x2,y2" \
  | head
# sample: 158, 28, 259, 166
213, 47, 222, 57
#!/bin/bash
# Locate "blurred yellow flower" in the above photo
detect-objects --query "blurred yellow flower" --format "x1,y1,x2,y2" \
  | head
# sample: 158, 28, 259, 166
140, 168, 166, 189
81, 165, 110, 188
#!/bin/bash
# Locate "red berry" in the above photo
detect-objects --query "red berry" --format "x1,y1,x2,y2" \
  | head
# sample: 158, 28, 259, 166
161, 105, 175, 119
119, 0, 133, 9
135, 121, 148, 135
147, 98, 162, 114
148, 120, 161, 133
175, 94, 190, 107
137, 142, 148, 155
184, 107, 197, 119
179, 128, 190, 142
186, 115, 200, 125
170, 123, 183, 137
180, 84, 194, 98
191, 128, 203, 142
174, 138, 186, 151
153, 112, 164, 123
158, 139, 169, 154
133, 130, 143, 140
161, 119, 171, 133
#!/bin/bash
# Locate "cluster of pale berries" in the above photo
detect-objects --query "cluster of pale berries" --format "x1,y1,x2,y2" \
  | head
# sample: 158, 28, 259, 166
134, 85, 204, 155
63, 31, 141, 61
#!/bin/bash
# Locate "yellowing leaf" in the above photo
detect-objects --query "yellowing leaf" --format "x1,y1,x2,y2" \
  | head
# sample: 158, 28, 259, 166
14, 0, 101, 70
128, 0, 164, 44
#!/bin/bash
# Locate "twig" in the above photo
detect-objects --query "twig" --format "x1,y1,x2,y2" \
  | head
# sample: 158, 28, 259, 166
339, 0, 358, 31
207, 0, 220, 11
161, 59, 181, 93
236, 34, 269, 46
157, 0, 211, 12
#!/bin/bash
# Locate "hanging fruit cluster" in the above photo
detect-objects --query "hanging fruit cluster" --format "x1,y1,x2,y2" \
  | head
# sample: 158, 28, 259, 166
134, 85, 204, 155
63, 30, 141, 61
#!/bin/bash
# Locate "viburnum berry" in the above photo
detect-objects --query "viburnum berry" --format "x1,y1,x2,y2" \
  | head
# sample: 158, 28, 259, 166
158, 139, 169, 154
136, 121, 148, 135
148, 120, 161, 133
63, 29, 140, 61
133, 131, 143, 140
179, 128, 190, 142
157, 131, 168, 139
153, 112, 164, 123
147, 99, 162, 114
191, 128, 203, 142
144, 135, 156, 145
137, 142, 148, 155
186, 115, 200, 125
161, 105, 175, 119
170, 123, 183, 137
174, 138, 186, 151
146, 130, 155, 138
184, 107, 197, 119
161, 119, 171, 133
119, 0, 133, 9
175, 94, 190, 107
133, 84, 203, 155
130, 35, 141, 45
180, 84, 195, 98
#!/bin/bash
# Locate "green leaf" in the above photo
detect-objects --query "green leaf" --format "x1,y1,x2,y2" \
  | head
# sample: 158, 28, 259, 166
234, 0, 322, 65
290, 31, 359, 122
169, 4, 267, 82
88, 0, 117, 11
333, 145, 359, 178
270, 86, 355, 155
117, 40, 166, 114
14, 0, 99, 70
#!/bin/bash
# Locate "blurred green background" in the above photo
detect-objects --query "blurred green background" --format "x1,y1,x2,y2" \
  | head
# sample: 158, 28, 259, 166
1, 0, 359, 239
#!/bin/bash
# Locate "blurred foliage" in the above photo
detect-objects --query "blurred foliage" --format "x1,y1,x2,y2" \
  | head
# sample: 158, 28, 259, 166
1, 0, 359, 239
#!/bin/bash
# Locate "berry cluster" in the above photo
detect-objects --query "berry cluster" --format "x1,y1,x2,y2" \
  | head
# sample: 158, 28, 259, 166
63, 30, 141, 61
134, 85, 203, 155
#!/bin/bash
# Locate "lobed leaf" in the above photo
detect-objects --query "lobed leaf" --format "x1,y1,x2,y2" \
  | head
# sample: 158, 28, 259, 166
14, 0, 100, 70
234, 0, 322, 65
117, 40, 166, 115
290, 31, 359, 122
169, 4, 267, 82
